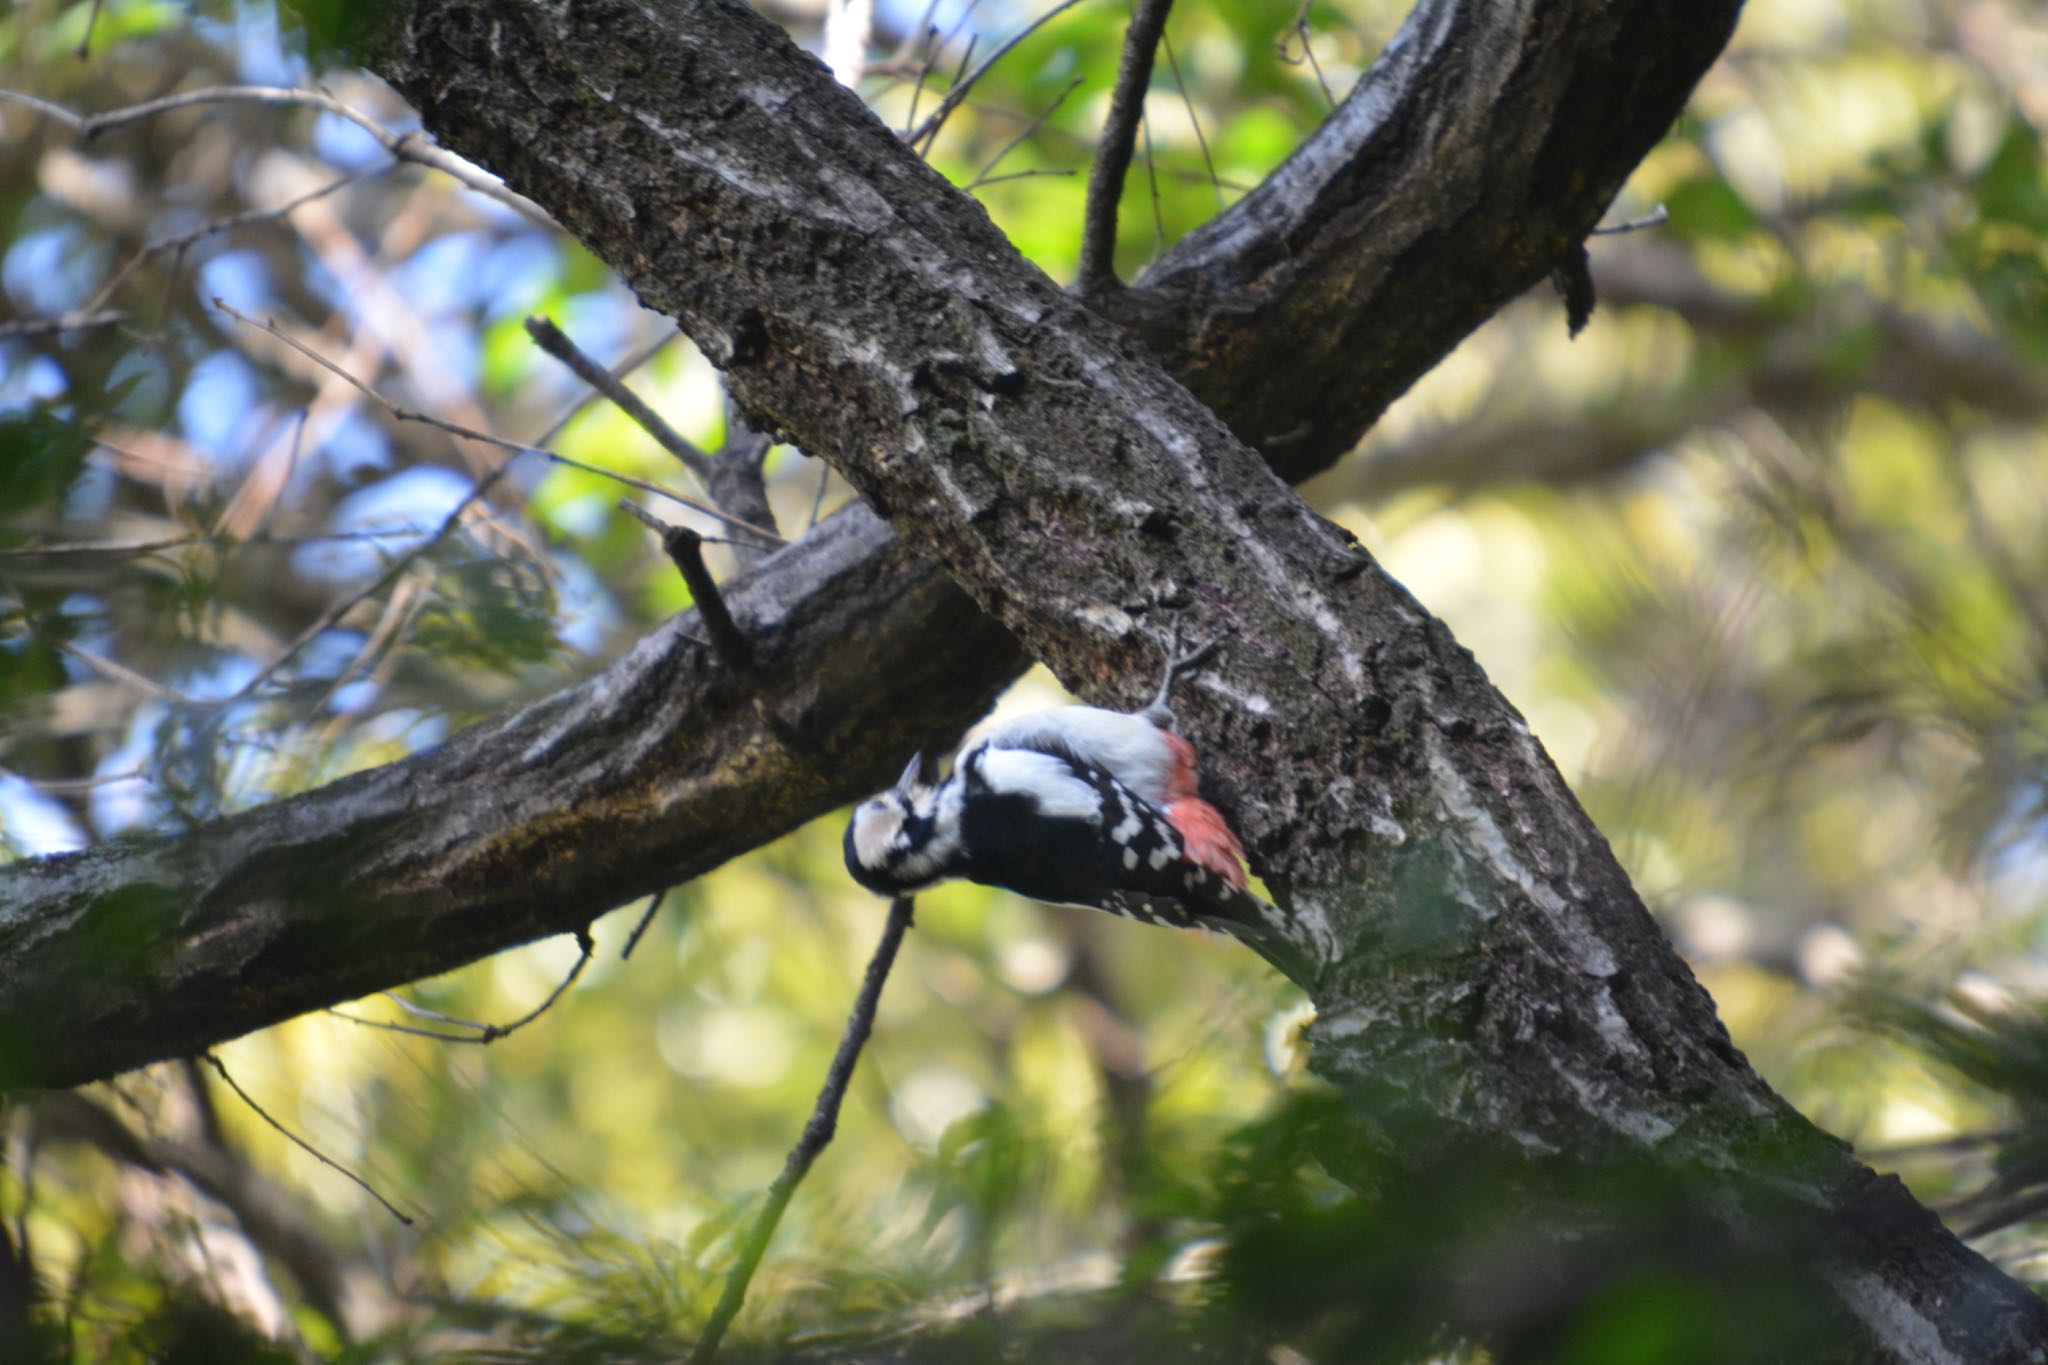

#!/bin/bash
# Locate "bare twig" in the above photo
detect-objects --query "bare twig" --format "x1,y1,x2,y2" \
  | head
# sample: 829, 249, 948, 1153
943, 36, 980, 117
328, 930, 595, 1043
887, 0, 947, 70
79, 167, 371, 323
201, 1053, 414, 1226
1139, 107, 1166, 248
212, 299, 779, 543
807, 459, 833, 531
1160, 30, 1220, 212
0, 86, 551, 227
74, 0, 105, 59
966, 168, 1077, 191
1590, 204, 1670, 236
225, 457, 517, 706
0, 310, 126, 341
307, 567, 430, 717
523, 315, 716, 481
688, 896, 915, 1365
0, 766, 147, 794
48, 637, 195, 703
905, 0, 1089, 151
969, 76, 1083, 188
621, 890, 668, 960
1276, 0, 1336, 108
531, 332, 678, 448
902, 25, 939, 135
1078, 0, 1175, 292
619, 502, 754, 674
0, 525, 440, 561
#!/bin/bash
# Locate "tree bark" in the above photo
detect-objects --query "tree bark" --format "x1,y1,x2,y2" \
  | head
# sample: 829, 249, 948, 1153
4, 0, 2042, 1355
0, 0, 1729, 1087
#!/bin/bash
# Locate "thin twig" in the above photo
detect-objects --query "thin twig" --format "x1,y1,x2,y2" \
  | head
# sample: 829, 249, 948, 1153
213, 299, 779, 542
888, 0, 947, 69
806, 460, 833, 532
1139, 108, 1166, 248
1079, 0, 1175, 292
306, 567, 429, 717
936, 0, 987, 54
943, 35, 980, 117
1298, 32, 1337, 109
531, 332, 677, 448
524, 315, 715, 481
622, 890, 669, 961
1276, 0, 1336, 108
0, 765, 147, 794
0, 86, 551, 227
226, 458, 517, 706
80, 167, 371, 322
49, 637, 194, 703
905, 0, 1089, 151
689, 896, 915, 1365
0, 525, 441, 561
969, 76, 1083, 189
1590, 204, 1670, 236
327, 931, 595, 1044
74, 0, 105, 59
966, 168, 1077, 191
902, 25, 939, 135
1159, 29, 1221, 212
201, 1053, 414, 1226
619, 502, 754, 674
0, 310, 126, 341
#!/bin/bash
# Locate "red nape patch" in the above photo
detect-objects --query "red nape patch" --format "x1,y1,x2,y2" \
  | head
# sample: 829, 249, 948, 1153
1161, 732, 1200, 798
1167, 799, 1248, 889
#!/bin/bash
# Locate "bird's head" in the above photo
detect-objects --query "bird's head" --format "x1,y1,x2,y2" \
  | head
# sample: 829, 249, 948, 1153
843, 752, 948, 894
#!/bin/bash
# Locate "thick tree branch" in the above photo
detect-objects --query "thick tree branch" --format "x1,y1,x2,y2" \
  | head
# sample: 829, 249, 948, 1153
3, 0, 2040, 1352
0, 0, 1742, 1088
0, 507, 1019, 1087
349, 0, 2042, 1355
1102, 1, 1745, 483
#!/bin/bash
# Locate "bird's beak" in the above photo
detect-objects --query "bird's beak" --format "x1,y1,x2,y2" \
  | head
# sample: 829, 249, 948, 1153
893, 752, 923, 796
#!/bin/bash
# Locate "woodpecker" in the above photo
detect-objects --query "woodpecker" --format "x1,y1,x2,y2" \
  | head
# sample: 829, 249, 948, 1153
842, 637, 1275, 944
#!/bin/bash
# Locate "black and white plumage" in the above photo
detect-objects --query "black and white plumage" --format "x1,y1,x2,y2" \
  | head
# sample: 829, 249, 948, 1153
842, 702, 1272, 940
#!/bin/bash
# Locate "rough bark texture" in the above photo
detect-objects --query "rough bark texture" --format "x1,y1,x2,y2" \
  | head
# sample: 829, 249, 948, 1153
0, 511, 1019, 1086
0, 0, 1733, 1088
1105, 0, 1744, 483
3, 0, 2043, 1356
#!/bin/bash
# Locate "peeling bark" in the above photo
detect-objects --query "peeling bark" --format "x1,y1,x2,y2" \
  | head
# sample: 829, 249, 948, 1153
3, 0, 2043, 1354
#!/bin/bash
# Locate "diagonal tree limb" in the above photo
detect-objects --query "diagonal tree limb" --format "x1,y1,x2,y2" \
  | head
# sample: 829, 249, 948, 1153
4, 0, 2043, 1349
0, 0, 1748, 1094
1100, 0, 1746, 482
353, 0, 2048, 1355
0, 504, 1017, 1089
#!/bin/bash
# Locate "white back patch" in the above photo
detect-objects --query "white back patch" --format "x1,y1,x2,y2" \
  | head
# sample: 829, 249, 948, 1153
984, 707, 1177, 802
973, 746, 1104, 820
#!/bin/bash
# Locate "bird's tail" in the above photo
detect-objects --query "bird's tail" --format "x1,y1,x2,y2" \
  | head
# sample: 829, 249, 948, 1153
1165, 797, 1248, 889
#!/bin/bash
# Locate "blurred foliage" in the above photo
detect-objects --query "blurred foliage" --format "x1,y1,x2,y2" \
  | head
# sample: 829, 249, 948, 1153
1, 0, 2046, 1360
